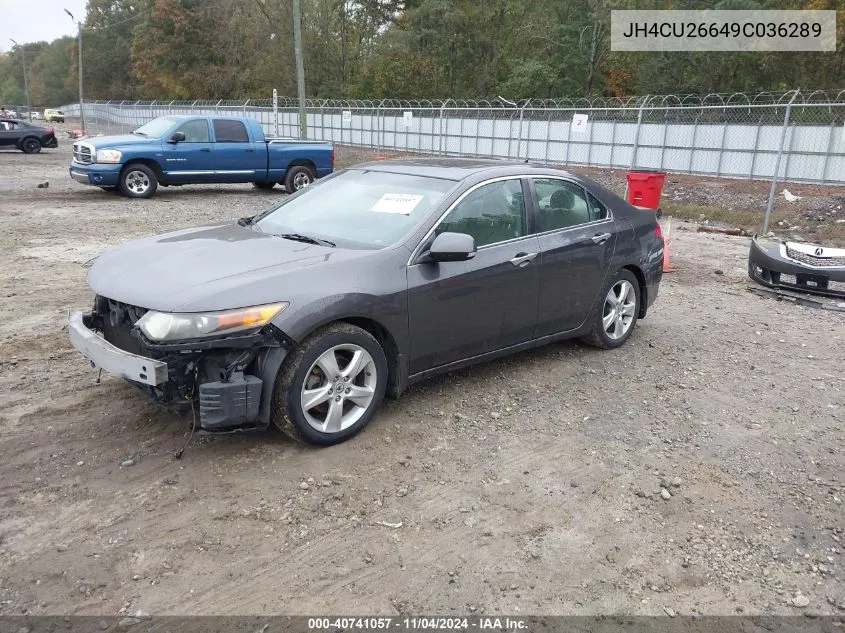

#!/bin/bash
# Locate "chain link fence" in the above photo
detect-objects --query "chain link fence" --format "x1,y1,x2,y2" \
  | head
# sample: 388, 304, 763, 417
59, 90, 845, 191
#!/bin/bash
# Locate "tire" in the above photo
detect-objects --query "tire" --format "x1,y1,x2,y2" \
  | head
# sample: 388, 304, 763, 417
581, 268, 641, 350
284, 165, 315, 193
271, 322, 388, 446
253, 181, 276, 190
21, 137, 41, 154
119, 163, 158, 199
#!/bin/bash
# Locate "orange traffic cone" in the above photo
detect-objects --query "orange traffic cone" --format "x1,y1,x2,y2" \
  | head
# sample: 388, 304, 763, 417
662, 220, 677, 273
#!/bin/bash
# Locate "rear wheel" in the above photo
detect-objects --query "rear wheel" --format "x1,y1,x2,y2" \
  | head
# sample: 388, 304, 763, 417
582, 268, 641, 350
21, 137, 41, 154
284, 165, 315, 193
253, 181, 276, 190
119, 163, 158, 199
271, 323, 387, 446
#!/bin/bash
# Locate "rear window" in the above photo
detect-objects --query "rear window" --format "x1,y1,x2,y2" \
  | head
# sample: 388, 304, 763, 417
213, 120, 249, 143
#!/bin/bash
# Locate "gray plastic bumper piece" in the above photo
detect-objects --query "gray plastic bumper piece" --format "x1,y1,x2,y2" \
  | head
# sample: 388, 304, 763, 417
199, 372, 263, 429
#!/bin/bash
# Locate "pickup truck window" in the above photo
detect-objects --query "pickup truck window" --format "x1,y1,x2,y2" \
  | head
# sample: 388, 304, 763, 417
175, 119, 210, 143
213, 120, 249, 143
254, 170, 454, 249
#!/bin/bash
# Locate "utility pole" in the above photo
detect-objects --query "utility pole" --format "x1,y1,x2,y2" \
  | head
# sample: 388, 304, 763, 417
64, 8, 85, 133
292, 0, 307, 139
9, 39, 31, 121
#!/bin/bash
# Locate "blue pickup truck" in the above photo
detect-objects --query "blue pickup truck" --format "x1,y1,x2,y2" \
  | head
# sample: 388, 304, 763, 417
69, 115, 334, 198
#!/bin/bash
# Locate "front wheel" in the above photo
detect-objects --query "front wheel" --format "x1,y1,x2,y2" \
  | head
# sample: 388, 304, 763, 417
284, 165, 315, 193
271, 323, 388, 446
582, 269, 641, 350
21, 137, 42, 154
119, 164, 158, 199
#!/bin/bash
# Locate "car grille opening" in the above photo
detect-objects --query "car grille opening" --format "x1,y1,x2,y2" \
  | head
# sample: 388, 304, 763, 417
97, 296, 148, 355
785, 246, 845, 268
73, 142, 93, 164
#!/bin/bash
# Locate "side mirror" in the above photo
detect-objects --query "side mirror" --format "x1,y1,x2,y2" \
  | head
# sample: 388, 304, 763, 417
168, 131, 186, 144
428, 232, 476, 263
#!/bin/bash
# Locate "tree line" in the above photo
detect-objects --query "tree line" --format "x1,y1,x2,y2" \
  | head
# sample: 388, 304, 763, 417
1, 0, 843, 108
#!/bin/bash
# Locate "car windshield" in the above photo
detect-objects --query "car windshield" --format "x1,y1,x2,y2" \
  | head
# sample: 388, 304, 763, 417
133, 117, 178, 138
254, 170, 455, 249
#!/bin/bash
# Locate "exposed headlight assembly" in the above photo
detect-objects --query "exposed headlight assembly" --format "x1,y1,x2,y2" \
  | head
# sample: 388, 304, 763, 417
136, 303, 288, 342
95, 149, 122, 163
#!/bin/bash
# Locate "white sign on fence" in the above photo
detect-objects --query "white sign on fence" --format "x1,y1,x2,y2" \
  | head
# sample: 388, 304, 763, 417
342, 110, 352, 123
571, 113, 589, 134
403, 111, 413, 127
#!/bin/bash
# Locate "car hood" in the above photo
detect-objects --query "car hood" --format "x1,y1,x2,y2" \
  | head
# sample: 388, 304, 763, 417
81, 134, 157, 149
87, 222, 372, 312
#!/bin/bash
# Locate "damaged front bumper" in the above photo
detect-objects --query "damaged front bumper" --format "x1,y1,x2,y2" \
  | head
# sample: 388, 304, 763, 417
68, 301, 292, 432
748, 235, 845, 299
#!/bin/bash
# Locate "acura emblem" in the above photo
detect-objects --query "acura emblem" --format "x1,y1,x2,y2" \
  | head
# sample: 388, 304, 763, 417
814, 247, 824, 256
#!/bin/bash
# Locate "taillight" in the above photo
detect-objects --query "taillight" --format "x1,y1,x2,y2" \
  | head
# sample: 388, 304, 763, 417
47, 128, 54, 135
654, 224, 664, 240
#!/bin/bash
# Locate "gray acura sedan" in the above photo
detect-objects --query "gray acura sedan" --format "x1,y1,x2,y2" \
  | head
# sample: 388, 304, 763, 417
69, 158, 664, 445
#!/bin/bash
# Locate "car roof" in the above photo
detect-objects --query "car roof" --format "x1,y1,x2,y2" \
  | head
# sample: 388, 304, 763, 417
349, 157, 577, 181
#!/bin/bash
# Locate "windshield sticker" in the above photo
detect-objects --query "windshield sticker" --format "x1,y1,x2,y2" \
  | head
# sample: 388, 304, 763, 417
370, 193, 424, 215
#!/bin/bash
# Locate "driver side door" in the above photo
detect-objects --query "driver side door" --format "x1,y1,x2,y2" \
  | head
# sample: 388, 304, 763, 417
160, 119, 215, 183
407, 177, 541, 375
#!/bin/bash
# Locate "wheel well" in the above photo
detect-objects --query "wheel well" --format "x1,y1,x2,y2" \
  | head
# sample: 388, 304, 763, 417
339, 317, 401, 398
623, 264, 648, 318
288, 159, 316, 175
121, 159, 163, 182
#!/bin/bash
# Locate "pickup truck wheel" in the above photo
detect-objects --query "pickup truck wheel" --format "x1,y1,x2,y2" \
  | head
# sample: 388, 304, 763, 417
21, 137, 42, 154
271, 323, 388, 446
284, 166, 315, 192
253, 181, 276, 190
119, 164, 158, 199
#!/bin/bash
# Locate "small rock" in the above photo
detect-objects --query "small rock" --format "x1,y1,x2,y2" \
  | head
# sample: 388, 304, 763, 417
299, 481, 310, 491
490, 412, 501, 420
117, 617, 139, 628
714, 269, 724, 275
663, 606, 676, 617
792, 594, 810, 608
132, 574, 140, 581
464, 516, 477, 528
660, 488, 672, 500
56, 544, 68, 552
671, 477, 682, 487
121, 459, 134, 467
77, 461, 84, 466
570, 481, 579, 488
36, 181, 49, 189
396, 487, 408, 497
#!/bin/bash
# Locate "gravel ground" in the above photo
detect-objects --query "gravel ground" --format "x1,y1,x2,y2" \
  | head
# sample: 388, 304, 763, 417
0, 137, 843, 617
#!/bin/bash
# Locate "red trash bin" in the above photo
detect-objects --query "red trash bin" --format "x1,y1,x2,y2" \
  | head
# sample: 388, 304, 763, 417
626, 169, 666, 214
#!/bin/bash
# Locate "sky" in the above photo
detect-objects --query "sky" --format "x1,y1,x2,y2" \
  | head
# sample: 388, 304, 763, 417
0, 0, 87, 50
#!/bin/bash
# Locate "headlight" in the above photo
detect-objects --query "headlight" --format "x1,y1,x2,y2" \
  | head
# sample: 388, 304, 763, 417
95, 149, 122, 163
136, 303, 288, 341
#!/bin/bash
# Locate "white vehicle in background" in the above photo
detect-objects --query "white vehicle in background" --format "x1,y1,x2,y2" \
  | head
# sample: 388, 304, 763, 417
31, 111, 42, 120
7, 110, 17, 118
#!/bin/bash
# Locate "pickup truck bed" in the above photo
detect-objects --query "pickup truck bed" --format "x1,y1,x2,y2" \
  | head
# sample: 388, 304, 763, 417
69, 115, 334, 198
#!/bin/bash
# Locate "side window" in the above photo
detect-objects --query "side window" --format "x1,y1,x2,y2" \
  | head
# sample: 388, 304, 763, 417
175, 119, 210, 143
213, 119, 249, 143
532, 179, 592, 232
435, 179, 526, 248
587, 192, 608, 221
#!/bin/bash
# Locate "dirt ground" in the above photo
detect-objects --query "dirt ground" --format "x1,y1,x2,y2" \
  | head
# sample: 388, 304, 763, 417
0, 135, 843, 618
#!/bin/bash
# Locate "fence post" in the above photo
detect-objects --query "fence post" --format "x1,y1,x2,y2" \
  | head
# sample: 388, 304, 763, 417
438, 100, 450, 156
763, 90, 800, 234
273, 89, 279, 137
629, 95, 649, 169
748, 114, 763, 179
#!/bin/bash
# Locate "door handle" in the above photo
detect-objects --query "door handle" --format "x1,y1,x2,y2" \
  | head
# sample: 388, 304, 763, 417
200, 148, 211, 152
245, 148, 255, 153
590, 232, 612, 245
510, 252, 538, 267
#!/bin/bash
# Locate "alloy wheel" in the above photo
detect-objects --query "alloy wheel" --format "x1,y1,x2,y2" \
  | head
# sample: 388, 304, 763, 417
602, 280, 636, 340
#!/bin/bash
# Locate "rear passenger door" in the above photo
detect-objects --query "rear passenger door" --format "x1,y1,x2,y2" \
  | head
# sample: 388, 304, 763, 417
529, 177, 616, 336
211, 119, 265, 182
